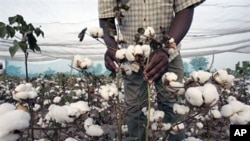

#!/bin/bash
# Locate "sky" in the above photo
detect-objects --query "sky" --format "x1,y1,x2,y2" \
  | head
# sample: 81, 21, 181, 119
0, 0, 250, 71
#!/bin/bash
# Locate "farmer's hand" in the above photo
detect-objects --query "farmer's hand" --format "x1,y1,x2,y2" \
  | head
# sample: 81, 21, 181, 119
104, 48, 120, 72
143, 48, 169, 83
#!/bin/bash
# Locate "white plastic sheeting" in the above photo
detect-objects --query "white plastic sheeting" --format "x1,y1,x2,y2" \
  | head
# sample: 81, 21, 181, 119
0, 0, 250, 61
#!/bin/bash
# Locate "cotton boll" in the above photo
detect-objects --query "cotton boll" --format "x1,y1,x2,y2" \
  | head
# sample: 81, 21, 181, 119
172, 123, 185, 134
70, 101, 90, 115
210, 109, 222, 119
173, 103, 190, 115
202, 83, 219, 106
144, 27, 155, 38
33, 104, 41, 112
130, 62, 140, 73
196, 122, 203, 129
220, 104, 234, 117
73, 55, 92, 69
0, 110, 30, 138
162, 72, 178, 85
13, 83, 38, 101
89, 27, 104, 38
153, 110, 165, 122
141, 44, 151, 58
229, 100, 245, 113
48, 105, 74, 123
161, 123, 172, 131
86, 124, 104, 136
0, 103, 15, 115
65, 137, 78, 141
120, 62, 133, 75
125, 45, 135, 61
80, 58, 92, 69
0, 133, 20, 141
227, 96, 237, 103
134, 45, 143, 55
183, 137, 202, 141
121, 125, 128, 133
185, 87, 204, 107
191, 70, 212, 84
84, 117, 93, 130
115, 48, 126, 60
53, 96, 61, 103
151, 122, 158, 130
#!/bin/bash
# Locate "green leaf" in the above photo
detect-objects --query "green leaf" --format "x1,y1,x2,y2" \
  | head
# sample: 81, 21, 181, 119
78, 27, 87, 42
6, 25, 15, 38
0, 22, 7, 38
34, 27, 44, 37
120, 4, 130, 11
9, 40, 20, 57
27, 23, 35, 31
8, 15, 18, 24
27, 32, 37, 51
19, 41, 28, 52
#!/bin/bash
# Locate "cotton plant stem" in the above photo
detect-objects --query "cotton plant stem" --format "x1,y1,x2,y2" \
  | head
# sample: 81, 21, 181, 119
146, 83, 151, 141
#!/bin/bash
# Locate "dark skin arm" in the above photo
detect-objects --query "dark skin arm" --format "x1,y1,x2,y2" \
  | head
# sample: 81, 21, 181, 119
143, 6, 195, 83
99, 18, 120, 72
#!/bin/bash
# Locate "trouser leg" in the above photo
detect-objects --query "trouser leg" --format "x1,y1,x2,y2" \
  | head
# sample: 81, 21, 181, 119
155, 54, 185, 141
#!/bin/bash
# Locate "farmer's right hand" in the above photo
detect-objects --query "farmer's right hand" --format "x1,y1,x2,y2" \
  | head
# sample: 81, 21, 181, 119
104, 48, 120, 72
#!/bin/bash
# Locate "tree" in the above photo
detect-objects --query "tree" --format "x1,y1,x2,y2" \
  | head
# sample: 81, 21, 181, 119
189, 56, 209, 71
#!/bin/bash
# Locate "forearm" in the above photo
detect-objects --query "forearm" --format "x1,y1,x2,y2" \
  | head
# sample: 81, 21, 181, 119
167, 6, 195, 45
99, 18, 118, 49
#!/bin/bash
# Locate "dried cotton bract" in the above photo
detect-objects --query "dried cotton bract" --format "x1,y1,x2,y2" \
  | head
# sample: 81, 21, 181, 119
88, 27, 104, 38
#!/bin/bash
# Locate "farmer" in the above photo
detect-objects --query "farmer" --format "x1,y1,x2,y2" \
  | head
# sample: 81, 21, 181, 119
98, 0, 205, 140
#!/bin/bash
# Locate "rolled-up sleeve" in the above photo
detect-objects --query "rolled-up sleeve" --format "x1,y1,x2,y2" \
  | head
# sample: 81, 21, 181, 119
98, 0, 116, 18
174, 0, 205, 13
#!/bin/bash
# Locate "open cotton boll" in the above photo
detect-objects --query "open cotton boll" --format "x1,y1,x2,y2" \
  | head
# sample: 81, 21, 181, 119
134, 45, 143, 55
120, 62, 133, 75
73, 55, 92, 69
202, 83, 219, 106
130, 62, 140, 73
209, 109, 222, 119
84, 117, 93, 130
115, 48, 126, 60
0, 103, 15, 115
53, 96, 61, 103
183, 137, 202, 141
196, 122, 204, 129
69, 101, 90, 115
13, 83, 38, 101
173, 103, 190, 115
191, 70, 212, 84
220, 104, 234, 117
86, 124, 104, 136
0, 110, 30, 138
89, 27, 104, 38
162, 72, 178, 85
144, 27, 155, 38
141, 44, 151, 58
65, 137, 78, 141
99, 84, 118, 100
172, 123, 185, 134
0, 133, 20, 141
185, 87, 204, 107
48, 105, 74, 123
152, 110, 165, 122
125, 45, 135, 61
227, 96, 237, 103
229, 111, 250, 125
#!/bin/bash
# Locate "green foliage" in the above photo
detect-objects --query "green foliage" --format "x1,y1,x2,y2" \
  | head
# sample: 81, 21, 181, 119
234, 61, 250, 78
0, 14, 44, 57
189, 56, 209, 71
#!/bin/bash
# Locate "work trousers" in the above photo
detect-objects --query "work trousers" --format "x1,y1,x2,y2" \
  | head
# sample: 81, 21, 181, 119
123, 54, 185, 141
